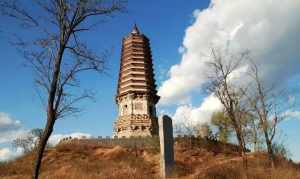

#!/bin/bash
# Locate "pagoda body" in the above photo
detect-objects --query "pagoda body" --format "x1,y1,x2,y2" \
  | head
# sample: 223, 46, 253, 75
114, 25, 160, 138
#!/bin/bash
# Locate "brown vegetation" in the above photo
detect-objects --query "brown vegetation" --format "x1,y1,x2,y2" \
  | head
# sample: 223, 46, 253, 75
0, 138, 299, 179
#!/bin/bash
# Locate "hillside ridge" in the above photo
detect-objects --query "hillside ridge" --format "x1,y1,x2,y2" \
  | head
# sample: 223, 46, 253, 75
1, 138, 300, 179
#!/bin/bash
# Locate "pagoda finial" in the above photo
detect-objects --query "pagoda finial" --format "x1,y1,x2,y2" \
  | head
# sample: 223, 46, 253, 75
131, 23, 140, 34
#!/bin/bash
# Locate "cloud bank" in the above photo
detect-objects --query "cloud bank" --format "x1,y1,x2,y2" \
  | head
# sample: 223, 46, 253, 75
158, 0, 300, 124
172, 94, 222, 125
0, 147, 23, 162
282, 110, 300, 120
0, 112, 26, 144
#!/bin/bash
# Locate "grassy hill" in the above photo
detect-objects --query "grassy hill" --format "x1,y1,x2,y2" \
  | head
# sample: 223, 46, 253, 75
0, 138, 300, 179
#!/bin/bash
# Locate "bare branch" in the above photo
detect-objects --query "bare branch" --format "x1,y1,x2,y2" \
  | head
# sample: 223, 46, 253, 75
0, 0, 39, 27
1, 1, 126, 178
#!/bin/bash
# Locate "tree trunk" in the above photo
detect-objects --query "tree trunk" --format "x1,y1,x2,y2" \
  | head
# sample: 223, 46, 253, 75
230, 114, 246, 157
235, 130, 246, 155
32, 46, 65, 179
264, 131, 275, 168
232, 123, 248, 169
236, 130, 247, 152
33, 113, 55, 179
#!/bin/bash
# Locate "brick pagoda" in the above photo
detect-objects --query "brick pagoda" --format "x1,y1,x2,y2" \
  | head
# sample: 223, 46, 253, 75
114, 24, 160, 138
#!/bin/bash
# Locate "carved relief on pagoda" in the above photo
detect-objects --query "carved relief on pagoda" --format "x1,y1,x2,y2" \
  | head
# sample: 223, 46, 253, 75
117, 94, 157, 116
113, 114, 158, 138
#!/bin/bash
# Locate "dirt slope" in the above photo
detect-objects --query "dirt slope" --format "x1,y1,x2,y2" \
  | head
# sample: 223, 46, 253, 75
0, 139, 299, 179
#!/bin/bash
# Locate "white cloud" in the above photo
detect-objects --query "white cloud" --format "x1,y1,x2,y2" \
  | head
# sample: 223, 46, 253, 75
0, 112, 21, 130
282, 110, 300, 120
0, 112, 26, 144
178, 46, 185, 54
172, 94, 222, 125
0, 147, 23, 162
158, 0, 300, 123
192, 9, 201, 18
159, 0, 300, 106
48, 132, 92, 146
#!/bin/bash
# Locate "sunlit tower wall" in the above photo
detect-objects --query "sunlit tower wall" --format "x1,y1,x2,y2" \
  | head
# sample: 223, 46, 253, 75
114, 25, 160, 138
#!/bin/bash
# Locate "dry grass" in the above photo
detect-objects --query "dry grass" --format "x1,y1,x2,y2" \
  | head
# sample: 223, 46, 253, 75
0, 139, 299, 179
199, 161, 300, 179
0, 142, 158, 179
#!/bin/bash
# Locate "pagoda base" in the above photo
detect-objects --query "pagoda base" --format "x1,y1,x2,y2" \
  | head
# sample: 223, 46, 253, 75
113, 114, 158, 138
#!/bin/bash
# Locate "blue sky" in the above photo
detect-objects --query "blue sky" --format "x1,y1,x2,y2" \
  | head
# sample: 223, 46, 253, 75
0, 0, 209, 135
1, 0, 300, 162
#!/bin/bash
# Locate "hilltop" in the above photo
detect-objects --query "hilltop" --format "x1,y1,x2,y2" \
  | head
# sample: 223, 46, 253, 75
0, 138, 300, 179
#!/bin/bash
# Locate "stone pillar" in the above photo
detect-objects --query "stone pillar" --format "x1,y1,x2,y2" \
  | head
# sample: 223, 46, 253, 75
159, 115, 174, 178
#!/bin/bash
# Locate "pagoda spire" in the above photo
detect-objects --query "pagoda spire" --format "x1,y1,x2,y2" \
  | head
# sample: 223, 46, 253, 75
131, 23, 140, 34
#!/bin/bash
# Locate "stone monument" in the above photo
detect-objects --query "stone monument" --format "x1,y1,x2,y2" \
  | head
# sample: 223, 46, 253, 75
159, 115, 174, 178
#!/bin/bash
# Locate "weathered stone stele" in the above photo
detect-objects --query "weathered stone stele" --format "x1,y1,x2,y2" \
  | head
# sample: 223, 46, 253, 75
113, 24, 160, 138
159, 115, 174, 178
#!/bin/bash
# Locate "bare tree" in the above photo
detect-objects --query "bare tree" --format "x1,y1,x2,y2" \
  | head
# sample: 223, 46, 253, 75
12, 128, 43, 153
31, 128, 44, 149
246, 114, 264, 152
0, 0, 126, 178
206, 47, 250, 158
244, 62, 290, 167
12, 134, 35, 154
174, 115, 199, 137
